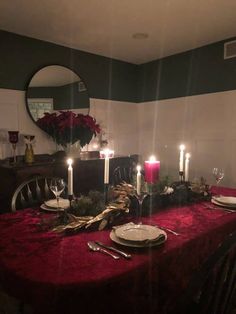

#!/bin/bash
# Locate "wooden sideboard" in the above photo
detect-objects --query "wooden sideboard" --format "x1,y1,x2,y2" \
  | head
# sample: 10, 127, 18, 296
0, 154, 138, 212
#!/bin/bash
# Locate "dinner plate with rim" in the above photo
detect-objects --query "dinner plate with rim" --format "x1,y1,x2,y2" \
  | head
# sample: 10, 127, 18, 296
44, 198, 70, 209
110, 229, 167, 248
114, 223, 166, 243
40, 204, 64, 212
212, 196, 236, 206
211, 198, 236, 209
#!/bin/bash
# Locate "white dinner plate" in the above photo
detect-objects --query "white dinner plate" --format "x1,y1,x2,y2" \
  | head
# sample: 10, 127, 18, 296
211, 198, 236, 209
44, 198, 70, 209
212, 196, 236, 206
114, 223, 166, 242
110, 229, 167, 248
40, 204, 64, 212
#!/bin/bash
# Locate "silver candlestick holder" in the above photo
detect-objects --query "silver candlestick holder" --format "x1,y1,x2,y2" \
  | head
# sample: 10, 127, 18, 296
104, 183, 109, 204
179, 171, 184, 183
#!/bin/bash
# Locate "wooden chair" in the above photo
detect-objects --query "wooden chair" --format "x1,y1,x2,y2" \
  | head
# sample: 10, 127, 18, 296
174, 231, 236, 314
11, 176, 66, 211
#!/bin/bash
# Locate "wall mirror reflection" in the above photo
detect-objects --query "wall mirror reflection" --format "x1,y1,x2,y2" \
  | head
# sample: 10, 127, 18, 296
26, 65, 90, 123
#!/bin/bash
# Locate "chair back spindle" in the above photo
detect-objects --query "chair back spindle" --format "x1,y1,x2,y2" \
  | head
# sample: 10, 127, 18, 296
11, 176, 67, 211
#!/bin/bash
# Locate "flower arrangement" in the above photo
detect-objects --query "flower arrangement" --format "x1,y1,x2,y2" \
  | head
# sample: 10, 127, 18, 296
37, 111, 101, 148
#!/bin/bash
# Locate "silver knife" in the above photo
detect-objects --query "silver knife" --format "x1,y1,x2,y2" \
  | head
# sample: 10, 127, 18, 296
95, 241, 132, 259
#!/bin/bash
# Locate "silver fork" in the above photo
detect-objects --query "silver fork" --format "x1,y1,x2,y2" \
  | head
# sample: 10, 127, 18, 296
155, 225, 180, 236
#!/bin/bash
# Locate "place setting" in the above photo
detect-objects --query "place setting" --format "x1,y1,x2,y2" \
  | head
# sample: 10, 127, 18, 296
110, 222, 167, 248
201, 167, 236, 213
40, 178, 69, 212
87, 223, 167, 260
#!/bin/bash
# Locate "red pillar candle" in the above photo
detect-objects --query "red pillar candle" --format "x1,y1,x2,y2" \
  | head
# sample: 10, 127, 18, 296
144, 156, 160, 183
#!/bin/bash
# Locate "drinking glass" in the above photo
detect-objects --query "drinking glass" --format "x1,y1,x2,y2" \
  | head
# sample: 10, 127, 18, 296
49, 178, 66, 209
8, 131, 19, 163
212, 168, 224, 186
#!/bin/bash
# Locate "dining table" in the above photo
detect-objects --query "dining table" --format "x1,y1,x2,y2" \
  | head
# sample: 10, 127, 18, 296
0, 186, 236, 314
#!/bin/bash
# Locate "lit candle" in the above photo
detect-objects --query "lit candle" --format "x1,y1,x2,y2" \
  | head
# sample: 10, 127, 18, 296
103, 149, 113, 184
144, 155, 160, 184
136, 165, 142, 195
185, 153, 191, 182
100, 149, 114, 159
67, 158, 73, 195
179, 144, 185, 172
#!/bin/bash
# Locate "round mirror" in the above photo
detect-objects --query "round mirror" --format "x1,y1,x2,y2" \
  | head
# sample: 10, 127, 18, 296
26, 65, 90, 124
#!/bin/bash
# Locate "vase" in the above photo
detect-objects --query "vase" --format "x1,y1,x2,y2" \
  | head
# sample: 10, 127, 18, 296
65, 141, 81, 158
25, 144, 34, 164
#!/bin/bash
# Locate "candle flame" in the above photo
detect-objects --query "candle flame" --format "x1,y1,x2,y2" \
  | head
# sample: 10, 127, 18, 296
67, 158, 73, 166
149, 155, 156, 162
186, 153, 191, 159
102, 149, 114, 158
136, 165, 141, 172
179, 144, 185, 151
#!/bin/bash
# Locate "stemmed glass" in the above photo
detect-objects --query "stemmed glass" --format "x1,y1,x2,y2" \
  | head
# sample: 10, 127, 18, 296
212, 168, 224, 186
8, 131, 19, 163
49, 178, 66, 209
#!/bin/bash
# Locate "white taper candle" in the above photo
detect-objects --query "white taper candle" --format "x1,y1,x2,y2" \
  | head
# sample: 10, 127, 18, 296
185, 153, 190, 181
136, 165, 141, 196
179, 144, 185, 172
67, 158, 73, 195
104, 156, 109, 184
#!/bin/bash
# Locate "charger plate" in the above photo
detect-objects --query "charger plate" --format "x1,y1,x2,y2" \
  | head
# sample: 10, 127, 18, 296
211, 198, 236, 209
212, 196, 236, 206
40, 204, 64, 212
44, 198, 70, 209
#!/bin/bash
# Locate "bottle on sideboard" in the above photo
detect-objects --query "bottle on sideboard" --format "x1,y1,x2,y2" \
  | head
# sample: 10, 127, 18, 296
25, 144, 34, 164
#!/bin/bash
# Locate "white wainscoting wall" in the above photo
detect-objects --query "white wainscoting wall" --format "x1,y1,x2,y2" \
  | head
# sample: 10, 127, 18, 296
1, 88, 236, 188
138, 90, 236, 188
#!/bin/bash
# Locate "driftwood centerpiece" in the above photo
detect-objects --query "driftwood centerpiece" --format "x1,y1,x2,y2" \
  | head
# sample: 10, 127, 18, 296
52, 182, 135, 234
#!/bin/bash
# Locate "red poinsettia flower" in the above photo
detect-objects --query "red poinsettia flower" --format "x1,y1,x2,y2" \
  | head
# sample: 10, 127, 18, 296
37, 111, 101, 148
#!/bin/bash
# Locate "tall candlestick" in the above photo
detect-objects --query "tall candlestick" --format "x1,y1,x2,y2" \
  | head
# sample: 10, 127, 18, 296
67, 158, 73, 195
103, 149, 113, 184
185, 153, 190, 182
104, 155, 109, 184
136, 165, 141, 195
179, 144, 185, 172
144, 155, 160, 184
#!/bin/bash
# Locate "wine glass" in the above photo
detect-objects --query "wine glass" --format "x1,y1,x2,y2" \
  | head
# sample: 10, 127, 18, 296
212, 168, 224, 186
49, 178, 66, 209
8, 131, 19, 163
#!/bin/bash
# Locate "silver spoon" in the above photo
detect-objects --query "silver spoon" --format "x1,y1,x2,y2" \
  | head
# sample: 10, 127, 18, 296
87, 241, 120, 259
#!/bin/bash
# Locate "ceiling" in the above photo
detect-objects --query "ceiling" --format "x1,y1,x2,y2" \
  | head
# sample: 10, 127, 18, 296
0, 0, 236, 64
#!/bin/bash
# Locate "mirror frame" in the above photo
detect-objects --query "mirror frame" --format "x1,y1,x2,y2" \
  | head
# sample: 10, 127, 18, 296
25, 64, 90, 128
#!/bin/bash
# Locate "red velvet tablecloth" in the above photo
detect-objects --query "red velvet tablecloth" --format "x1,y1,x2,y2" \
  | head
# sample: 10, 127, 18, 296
0, 186, 236, 314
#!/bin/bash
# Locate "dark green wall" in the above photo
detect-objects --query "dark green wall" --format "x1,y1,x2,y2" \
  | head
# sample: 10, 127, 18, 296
138, 38, 236, 102
0, 30, 138, 102
1, 30, 236, 103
